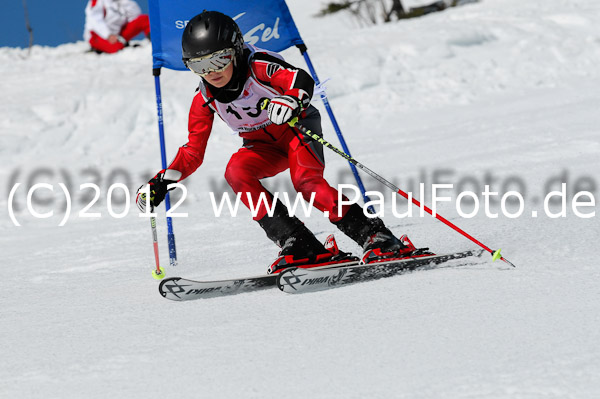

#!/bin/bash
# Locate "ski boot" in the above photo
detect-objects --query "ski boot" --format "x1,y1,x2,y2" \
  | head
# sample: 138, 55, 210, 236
361, 234, 434, 264
268, 234, 358, 274
257, 199, 357, 274
333, 203, 434, 264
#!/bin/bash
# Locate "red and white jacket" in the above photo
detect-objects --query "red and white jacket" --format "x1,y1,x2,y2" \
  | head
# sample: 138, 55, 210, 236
167, 45, 315, 182
83, 0, 142, 41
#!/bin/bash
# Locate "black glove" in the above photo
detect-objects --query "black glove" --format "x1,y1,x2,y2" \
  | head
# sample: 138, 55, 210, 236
136, 170, 178, 212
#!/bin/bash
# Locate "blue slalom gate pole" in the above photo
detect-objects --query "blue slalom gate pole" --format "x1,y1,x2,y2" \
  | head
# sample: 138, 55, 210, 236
297, 45, 374, 213
153, 68, 177, 267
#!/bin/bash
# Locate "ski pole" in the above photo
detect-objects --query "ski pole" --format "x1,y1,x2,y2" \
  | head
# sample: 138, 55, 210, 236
150, 216, 166, 279
264, 101, 516, 267
298, 121, 515, 266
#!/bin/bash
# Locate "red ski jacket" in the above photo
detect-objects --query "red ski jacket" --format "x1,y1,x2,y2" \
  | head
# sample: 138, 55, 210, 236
167, 46, 315, 181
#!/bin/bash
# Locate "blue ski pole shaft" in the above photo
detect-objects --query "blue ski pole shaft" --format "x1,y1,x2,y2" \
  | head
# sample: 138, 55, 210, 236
153, 68, 177, 266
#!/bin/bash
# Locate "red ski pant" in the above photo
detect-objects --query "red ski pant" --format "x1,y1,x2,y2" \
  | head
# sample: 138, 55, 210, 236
225, 126, 348, 222
89, 15, 150, 54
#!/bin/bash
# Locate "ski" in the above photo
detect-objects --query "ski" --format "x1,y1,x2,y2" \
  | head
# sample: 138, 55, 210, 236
276, 249, 487, 294
158, 260, 360, 301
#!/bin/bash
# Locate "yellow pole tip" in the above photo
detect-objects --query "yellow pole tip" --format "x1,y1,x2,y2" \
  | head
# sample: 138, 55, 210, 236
152, 267, 166, 280
492, 249, 502, 262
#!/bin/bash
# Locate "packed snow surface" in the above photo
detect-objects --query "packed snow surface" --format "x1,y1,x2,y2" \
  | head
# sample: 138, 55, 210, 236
1, 0, 599, 397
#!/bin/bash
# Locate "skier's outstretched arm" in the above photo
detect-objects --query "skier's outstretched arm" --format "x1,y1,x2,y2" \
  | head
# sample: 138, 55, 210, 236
136, 92, 214, 211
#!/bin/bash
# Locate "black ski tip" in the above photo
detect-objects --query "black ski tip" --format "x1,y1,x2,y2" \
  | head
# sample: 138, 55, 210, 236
158, 277, 181, 298
275, 267, 300, 292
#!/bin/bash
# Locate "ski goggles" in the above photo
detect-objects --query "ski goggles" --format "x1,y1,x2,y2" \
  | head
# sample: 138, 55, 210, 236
185, 48, 235, 77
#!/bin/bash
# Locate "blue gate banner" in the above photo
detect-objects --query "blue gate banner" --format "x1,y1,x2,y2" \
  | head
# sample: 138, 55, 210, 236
149, 0, 304, 70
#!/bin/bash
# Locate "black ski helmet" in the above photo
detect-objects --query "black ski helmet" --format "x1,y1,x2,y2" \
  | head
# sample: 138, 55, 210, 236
181, 11, 244, 62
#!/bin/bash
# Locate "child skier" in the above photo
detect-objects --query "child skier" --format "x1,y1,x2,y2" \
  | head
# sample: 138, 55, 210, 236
136, 11, 425, 273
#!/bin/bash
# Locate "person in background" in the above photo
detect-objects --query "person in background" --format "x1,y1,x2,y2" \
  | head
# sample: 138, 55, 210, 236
83, 0, 150, 54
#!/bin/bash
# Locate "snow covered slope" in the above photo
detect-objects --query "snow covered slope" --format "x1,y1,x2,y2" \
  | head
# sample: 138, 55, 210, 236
1, 0, 599, 397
